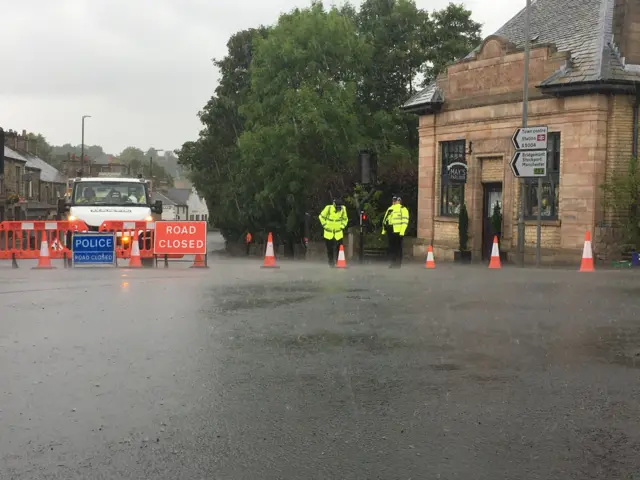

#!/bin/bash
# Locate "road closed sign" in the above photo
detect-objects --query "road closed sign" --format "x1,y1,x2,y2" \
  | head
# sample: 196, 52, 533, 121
154, 221, 207, 255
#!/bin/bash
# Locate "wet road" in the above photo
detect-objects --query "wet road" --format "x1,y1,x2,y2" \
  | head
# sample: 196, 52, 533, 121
1, 260, 640, 479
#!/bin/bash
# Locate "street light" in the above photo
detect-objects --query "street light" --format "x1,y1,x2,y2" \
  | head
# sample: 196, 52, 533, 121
81, 115, 91, 175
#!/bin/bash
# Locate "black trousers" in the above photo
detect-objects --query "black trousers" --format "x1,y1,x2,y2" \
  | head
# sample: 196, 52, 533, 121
325, 238, 343, 266
387, 232, 403, 267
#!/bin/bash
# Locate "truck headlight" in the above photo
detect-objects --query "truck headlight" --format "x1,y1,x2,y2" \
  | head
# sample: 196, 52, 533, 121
145, 216, 153, 222
68, 215, 77, 221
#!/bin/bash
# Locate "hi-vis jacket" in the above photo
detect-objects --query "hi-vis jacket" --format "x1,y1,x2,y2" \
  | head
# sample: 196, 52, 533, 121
319, 205, 348, 240
381, 204, 409, 236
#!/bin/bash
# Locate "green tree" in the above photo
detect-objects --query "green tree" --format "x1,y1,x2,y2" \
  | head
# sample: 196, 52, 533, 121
178, 27, 269, 240
236, 2, 369, 249
602, 157, 640, 251
25, 133, 53, 160
178, 0, 482, 244
422, 3, 483, 84
118, 146, 145, 175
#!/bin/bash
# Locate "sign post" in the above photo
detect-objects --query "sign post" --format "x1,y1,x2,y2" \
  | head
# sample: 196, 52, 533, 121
72, 232, 116, 267
511, 125, 548, 267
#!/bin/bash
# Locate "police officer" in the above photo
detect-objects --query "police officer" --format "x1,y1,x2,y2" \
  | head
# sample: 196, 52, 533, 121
382, 195, 409, 268
319, 198, 348, 267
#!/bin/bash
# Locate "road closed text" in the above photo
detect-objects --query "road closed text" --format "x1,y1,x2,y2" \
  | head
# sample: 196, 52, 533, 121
154, 221, 207, 255
157, 239, 205, 250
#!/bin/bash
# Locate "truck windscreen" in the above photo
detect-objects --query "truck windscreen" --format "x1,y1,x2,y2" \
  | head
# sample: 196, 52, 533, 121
72, 181, 149, 206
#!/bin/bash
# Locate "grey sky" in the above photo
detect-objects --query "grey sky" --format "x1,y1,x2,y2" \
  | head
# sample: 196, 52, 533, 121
0, 0, 521, 155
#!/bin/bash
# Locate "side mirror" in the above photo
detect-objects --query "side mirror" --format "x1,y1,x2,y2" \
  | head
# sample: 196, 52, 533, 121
57, 198, 70, 216
151, 200, 163, 214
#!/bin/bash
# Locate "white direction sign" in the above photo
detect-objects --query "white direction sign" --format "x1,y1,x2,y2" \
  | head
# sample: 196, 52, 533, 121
512, 126, 548, 150
510, 150, 547, 177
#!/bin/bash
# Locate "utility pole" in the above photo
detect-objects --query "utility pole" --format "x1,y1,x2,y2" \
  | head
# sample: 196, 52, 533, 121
81, 115, 91, 175
517, 0, 531, 266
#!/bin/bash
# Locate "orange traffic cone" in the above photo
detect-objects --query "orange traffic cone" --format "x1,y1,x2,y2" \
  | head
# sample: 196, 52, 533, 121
33, 240, 56, 269
128, 232, 142, 268
261, 232, 279, 269
488, 236, 501, 269
579, 231, 594, 272
190, 254, 208, 268
425, 245, 435, 269
336, 244, 347, 268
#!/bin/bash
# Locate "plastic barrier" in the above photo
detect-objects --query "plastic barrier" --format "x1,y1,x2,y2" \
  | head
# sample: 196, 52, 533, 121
0, 220, 89, 261
97, 220, 185, 260
98, 220, 154, 259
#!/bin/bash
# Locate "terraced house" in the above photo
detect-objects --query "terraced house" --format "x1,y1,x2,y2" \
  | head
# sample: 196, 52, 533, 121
402, 0, 640, 263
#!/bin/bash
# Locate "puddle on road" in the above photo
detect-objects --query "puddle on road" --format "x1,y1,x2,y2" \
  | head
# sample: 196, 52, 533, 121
219, 294, 315, 312
213, 281, 321, 312
267, 331, 412, 352
582, 325, 640, 368
211, 281, 372, 313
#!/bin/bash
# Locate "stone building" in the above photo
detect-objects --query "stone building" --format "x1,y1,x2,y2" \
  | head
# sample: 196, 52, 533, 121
1, 131, 66, 220
402, 0, 640, 263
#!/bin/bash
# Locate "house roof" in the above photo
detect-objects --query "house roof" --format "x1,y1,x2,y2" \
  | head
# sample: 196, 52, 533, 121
23, 153, 66, 184
3, 145, 28, 162
163, 188, 191, 206
151, 191, 176, 205
403, 0, 640, 110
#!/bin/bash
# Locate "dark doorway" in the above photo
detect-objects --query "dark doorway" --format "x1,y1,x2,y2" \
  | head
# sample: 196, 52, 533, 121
482, 183, 502, 261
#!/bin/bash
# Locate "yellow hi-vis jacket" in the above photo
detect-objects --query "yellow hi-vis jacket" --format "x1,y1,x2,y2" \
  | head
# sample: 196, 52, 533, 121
381, 204, 409, 236
319, 204, 348, 240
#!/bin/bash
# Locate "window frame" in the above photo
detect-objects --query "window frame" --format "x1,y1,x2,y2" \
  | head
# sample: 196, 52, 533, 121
523, 132, 561, 221
439, 140, 467, 217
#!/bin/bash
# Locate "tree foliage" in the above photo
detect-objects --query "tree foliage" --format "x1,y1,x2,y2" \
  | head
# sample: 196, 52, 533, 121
117, 146, 173, 186
178, 0, 482, 243
601, 157, 640, 250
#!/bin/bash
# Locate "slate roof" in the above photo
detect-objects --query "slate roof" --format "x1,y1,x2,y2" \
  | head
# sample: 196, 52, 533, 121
3, 145, 28, 162
151, 191, 177, 205
23, 153, 66, 184
163, 188, 191, 206
403, 0, 640, 110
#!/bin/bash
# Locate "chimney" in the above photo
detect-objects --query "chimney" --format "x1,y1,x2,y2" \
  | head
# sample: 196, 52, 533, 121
613, 0, 640, 65
16, 130, 28, 152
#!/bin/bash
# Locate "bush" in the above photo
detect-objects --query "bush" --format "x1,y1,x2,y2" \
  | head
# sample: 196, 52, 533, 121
458, 203, 469, 251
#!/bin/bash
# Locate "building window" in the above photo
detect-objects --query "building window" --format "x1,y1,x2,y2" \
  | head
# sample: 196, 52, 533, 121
440, 140, 466, 216
195, 214, 200, 221
190, 214, 194, 220
524, 132, 561, 220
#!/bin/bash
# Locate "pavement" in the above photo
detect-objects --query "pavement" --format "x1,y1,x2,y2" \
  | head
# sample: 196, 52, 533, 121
1, 254, 640, 479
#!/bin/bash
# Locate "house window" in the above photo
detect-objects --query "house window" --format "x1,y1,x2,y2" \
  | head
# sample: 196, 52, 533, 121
440, 140, 466, 216
28, 180, 33, 199
524, 132, 561, 220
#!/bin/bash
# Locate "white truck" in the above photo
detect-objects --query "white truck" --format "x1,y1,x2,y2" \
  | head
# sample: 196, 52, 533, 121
57, 175, 163, 267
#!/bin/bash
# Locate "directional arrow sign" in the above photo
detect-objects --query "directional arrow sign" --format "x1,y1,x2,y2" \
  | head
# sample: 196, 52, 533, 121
510, 150, 547, 177
512, 126, 548, 150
